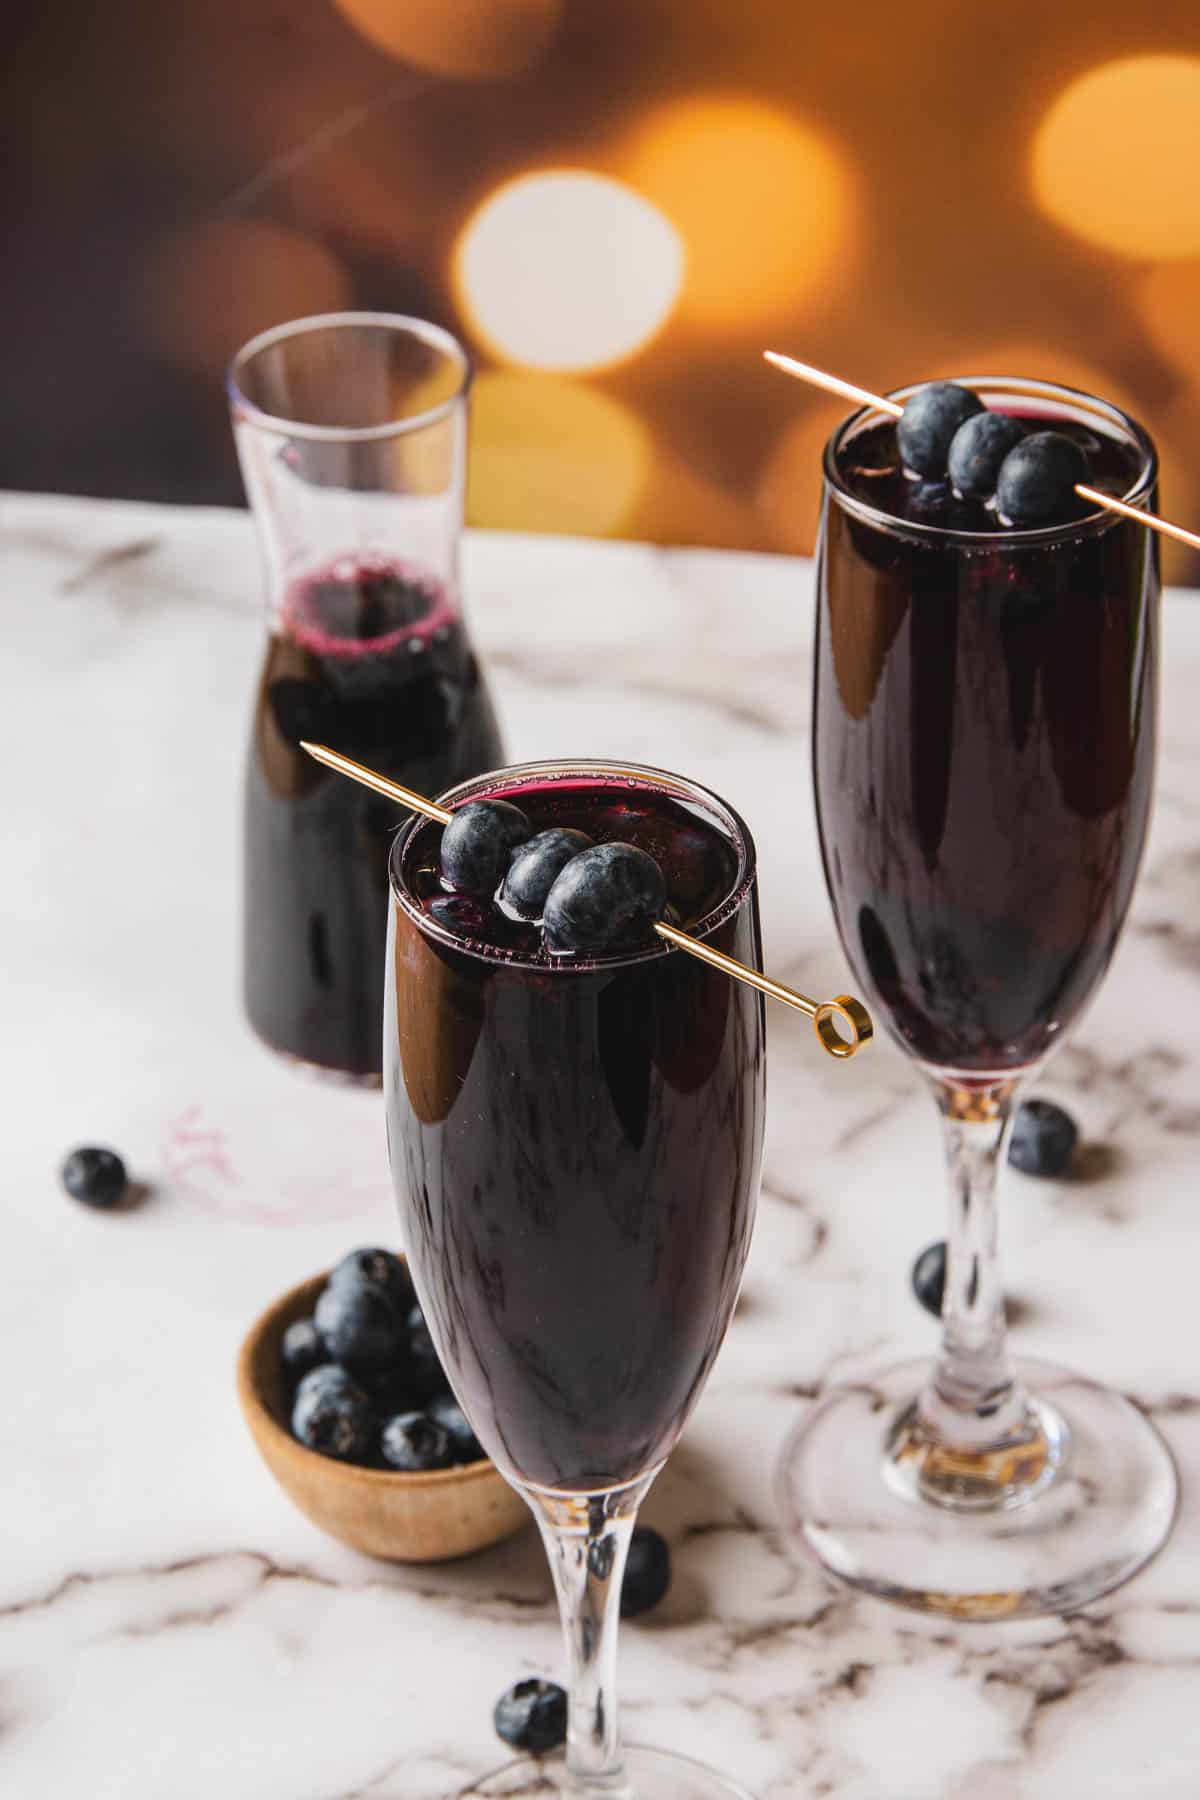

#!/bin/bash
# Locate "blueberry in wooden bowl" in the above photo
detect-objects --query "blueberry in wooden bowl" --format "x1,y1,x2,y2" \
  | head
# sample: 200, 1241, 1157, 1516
236, 1254, 528, 1563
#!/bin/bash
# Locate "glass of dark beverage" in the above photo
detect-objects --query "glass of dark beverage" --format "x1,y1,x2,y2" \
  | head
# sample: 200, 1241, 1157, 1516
777, 377, 1177, 1619
386, 760, 766, 1799
229, 313, 503, 1082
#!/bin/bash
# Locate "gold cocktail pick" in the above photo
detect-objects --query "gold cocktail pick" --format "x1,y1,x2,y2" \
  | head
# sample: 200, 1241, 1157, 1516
300, 740, 873, 1060
763, 350, 1200, 554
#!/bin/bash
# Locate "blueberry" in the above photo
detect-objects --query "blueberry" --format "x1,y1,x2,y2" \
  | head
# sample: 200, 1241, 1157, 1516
406, 1302, 447, 1400
500, 828, 594, 921
947, 411, 1026, 499
315, 1273, 409, 1374
362, 1365, 424, 1417
291, 1365, 373, 1462
911, 1241, 946, 1318
896, 382, 984, 479
995, 432, 1089, 526
61, 1146, 128, 1210
280, 1317, 327, 1383
427, 1391, 484, 1463
494, 1678, 567, 1754
543, 843, 667, 954
422, 893, 490, 935
379, 1410, 455, 1472
327, 1246, 414, 1313
620, 1525, 671, 1617
1009, 1098, 1078, 1177
440, 800, 532, 896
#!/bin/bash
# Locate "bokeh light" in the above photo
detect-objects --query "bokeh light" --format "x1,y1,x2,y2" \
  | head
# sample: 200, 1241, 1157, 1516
755, 400, 849, 555
1032, 56, 1200, 260
1137, 261, 1200, 385
622, 97, 854, 331
467, 372, 650, 535
140, 221, 351, 377
334, 0, 562, 79
454, 172, 683, 373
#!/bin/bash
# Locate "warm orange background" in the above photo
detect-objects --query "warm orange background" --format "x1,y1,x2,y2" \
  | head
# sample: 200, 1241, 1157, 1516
10, 3, 1200, 577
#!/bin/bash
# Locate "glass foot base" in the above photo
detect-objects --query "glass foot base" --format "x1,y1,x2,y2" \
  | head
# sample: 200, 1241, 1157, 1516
776, 1355, 1178, 1621
460, 1745, 755, 1799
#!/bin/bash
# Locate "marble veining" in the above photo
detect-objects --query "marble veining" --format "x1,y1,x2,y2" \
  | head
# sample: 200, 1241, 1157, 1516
3, 492, 1200, 1796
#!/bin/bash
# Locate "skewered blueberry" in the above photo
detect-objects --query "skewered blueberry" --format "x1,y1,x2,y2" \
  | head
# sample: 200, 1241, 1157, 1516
328, 1246, 414, 1313
947, 411, 1026, 499
379, 1410, 455, 1472
281, 1317, 327, 1383
896, 382, 984, 478
315, 1270, 409, 1373
440, 800, 532, 896
427, 1391, 484, 1463
500, 828, 593, 921
995, 432, 1089, 526
621, 1526, 671, 1617
543, 843, 667, 954
1009, 1099, 1078, 1177
61, 1146, 129, 1210
911, 1241, 946, 1318
291, 1365, 373, 1462
494, 1679, 568, 1754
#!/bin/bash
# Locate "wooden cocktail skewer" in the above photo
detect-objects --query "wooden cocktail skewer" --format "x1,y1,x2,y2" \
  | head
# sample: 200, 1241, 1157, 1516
764, 350, 1200, 554
300, 740, 873, 1059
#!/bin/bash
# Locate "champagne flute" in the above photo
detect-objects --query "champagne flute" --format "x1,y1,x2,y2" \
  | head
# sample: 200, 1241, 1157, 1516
777, 377, 1177, 1619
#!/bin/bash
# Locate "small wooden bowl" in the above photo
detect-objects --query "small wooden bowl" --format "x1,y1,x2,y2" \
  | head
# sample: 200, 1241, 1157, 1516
237, 1269, 529, 1563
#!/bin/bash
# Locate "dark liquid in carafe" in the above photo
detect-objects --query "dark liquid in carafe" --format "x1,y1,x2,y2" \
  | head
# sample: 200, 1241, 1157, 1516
244, 558, 503, 1077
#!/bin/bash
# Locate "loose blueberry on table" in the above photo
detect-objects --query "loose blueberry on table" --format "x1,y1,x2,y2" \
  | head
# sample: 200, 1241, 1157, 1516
60, 1145, 129, 1210
494, 1678, 568, 1755
620, 1525, 672, 1617
911, 1241, 946, 1318
1009, 1098, 1079, 1177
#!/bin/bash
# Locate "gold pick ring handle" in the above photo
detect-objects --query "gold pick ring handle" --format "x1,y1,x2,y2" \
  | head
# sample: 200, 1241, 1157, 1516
299, 741, 874, 1060
655, 922, 873, 1059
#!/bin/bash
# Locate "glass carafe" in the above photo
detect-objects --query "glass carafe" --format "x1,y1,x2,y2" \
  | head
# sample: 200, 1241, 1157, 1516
228, 313, 503, 1082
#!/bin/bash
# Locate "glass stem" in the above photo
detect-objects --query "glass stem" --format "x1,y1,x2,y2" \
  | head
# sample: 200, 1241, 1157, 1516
920, 1075, 1031, 1452
521, 1473, 654, 1797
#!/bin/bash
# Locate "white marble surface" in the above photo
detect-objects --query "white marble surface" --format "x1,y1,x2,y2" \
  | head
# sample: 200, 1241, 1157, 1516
5, 490, 1200, 1798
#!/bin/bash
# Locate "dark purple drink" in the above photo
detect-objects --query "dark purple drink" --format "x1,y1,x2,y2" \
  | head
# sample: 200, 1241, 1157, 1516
384, 765, 766, 1492
244, 557, 502, 1078
814, 385, 1159, 1073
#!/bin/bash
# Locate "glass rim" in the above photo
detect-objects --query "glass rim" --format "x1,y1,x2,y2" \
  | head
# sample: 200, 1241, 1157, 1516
388, 758, 758, 973
226, 311, 472, 444
822, 375, 1158, 548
